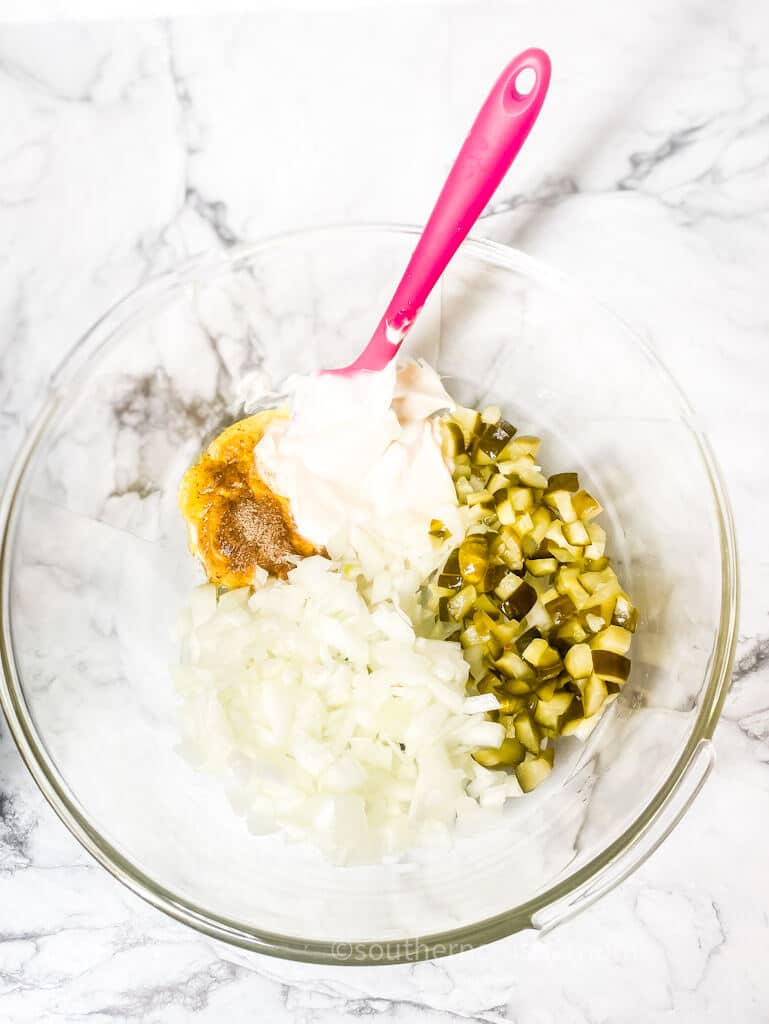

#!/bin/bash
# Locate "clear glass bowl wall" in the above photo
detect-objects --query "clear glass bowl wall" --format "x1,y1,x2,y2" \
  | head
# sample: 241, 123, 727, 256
0, 226, 737, 962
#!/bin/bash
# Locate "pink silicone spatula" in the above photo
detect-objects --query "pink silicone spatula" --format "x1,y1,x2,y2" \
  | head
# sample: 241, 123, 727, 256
327, 48, 551, 376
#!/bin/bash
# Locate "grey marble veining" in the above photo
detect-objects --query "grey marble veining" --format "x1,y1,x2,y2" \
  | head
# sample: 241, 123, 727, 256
1, 1, 769, 1021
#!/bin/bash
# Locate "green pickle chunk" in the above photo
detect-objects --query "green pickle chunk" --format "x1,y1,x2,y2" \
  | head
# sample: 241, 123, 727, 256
433, 403, 637, 793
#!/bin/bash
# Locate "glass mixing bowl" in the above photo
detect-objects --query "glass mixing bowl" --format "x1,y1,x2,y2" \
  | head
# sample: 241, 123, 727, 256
0, 226, 737, 963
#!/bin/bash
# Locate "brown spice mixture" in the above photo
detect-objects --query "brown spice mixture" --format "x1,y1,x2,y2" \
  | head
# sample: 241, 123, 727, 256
217, 491, 298, 578
178, 410, 316, 587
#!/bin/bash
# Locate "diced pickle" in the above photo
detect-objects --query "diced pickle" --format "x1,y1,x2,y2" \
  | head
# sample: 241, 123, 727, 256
429, 518, 450, 538
455, 477, 473, 502
516, 755, 552, 792
473, 737, 525, 768
487, 636, 503, 661
544, 593, 577, 626
490, 617, 519, 645
582, 584, 619, 624
498, 737, 526, 764
471, 609, 496, 640
520, 634, 548, 667
522, 638, 560, 671
547, 472, 579, 492
495, 496, 515, 526
438, 571, 463, 591
517, 464, 549, 488
589, 625, 633, 655
545, 520, 569, 547
458, 536, 489, 586
487, 473, 509, 495
497, 694, 529, 716
480, 563, 506, 594
442, 547, 460, 574
580, 566, 617, 594
480, 405, 502, 425
472, 748, 502, 768
436, 406, 635, 786
544, 489, 578, 523
503, 677, 537, 695
477, 672, 503, 694
561, 716, 593, 738
461, 623, 483, 647
452, 406, 481, 445
447, 585, 477, 620
530, 506, 552, 544
547, 544, 582, 564
452, 453, 472, 479
555, 617, 589, 645
499, 435, 541, 460
581, 673, 608, 717
495, 572, 521, 600
496, 650, 536, 683
513, 710, 542, 754
556, 569, 591, 609
591, 651, 631, 684
476, 420, 517, 461
536, 678, 560, 701
563, 520, 590, 546
536, 661, 562, 683
498, 708, 527, 734
463, 643, 487, 680
500, 580, 538, 620
585, 555, 610, 572
502, 453, 536, 476
441, 421, 466, 459
564, 642, 593, 679
509, 486, 535, 512
612, 593, 638, 632
514, 626, 542, 655
521, 536, 539, 559
582, 611, 606, 634
572, 489, 602, 520
526, 557, 558, 577
584, 521, 606, 559
491, 532, 524, 571
535, 690, 574, 725
475, 593, 500, 616
513, 511, 535, 539
466, 489, 494, 507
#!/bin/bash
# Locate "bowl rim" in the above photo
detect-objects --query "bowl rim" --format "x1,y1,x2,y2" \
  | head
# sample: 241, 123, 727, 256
0, 223, 739, 964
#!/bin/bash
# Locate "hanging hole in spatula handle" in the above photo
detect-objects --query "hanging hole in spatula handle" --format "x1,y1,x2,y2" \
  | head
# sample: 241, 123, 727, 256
501, 48, 551, 112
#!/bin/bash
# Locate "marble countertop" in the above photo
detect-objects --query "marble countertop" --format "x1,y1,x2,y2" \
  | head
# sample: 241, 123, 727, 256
1, 2, 768, 1020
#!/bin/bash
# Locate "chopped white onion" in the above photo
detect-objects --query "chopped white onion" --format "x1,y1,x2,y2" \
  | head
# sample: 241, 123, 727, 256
462, 693, 501, 715
175, 557, 505, 862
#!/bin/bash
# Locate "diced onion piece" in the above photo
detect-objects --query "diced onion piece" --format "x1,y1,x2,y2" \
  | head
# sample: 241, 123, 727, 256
463, 693, 501, 714
175, 552, 510, 863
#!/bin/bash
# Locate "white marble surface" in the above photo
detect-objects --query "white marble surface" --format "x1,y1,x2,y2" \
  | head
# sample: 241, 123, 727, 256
1, 1, 768, 1020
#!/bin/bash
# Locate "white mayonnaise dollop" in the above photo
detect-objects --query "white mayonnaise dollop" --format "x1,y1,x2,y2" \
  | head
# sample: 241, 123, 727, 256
254, 361, 461, 606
